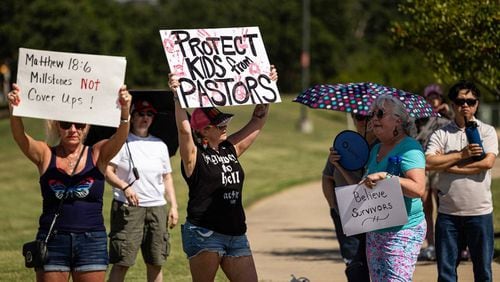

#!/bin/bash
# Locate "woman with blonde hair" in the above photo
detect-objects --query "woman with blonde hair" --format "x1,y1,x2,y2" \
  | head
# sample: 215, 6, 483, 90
7, 83, 132, 282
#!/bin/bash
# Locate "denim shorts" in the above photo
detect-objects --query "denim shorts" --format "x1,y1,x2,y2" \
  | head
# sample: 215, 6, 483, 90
36, 230, 108, 272
181, 221, 252, 259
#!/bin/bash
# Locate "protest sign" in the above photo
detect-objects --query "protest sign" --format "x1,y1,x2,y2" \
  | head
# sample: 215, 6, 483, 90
14, 48, 127, 127
335, 177, 408, 236
159, 27, 281, 108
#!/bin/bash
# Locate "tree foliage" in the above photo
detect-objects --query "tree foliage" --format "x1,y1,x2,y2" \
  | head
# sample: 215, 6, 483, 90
392, 0, 499, 98
1, 0, 436, 95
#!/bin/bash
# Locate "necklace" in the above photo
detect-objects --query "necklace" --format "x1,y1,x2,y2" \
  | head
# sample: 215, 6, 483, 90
61, 145, 82, 171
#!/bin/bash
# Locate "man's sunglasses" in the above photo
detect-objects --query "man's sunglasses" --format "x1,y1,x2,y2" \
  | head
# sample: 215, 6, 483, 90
137, 111, 155, 117
59, 122, 86, 130
454, 98, 477, 106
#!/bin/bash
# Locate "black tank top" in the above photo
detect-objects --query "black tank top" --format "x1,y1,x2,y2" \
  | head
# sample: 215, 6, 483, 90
182, 141, 246, 235
38, 146, 105, 233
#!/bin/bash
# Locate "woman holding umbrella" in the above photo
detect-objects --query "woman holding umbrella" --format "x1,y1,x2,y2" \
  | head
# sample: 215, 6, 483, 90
361, 95, 426, 281
322, 112, 377, 281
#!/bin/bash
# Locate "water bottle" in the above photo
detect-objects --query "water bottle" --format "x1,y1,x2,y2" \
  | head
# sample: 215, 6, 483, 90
386, 156, 402, 177
465, 120, 485, 161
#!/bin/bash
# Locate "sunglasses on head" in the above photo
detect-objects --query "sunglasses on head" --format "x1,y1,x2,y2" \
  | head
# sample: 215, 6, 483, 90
137, 111, 155, 117
454, 98, 477, 106
352, 114, 368, 121
59, 121, 86, 130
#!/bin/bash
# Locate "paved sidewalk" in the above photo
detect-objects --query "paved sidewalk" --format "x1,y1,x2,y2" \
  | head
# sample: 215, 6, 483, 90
247, 177, 500, 282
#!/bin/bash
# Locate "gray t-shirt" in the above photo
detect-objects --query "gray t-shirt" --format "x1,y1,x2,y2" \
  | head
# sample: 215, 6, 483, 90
322, 159, 363, 190
425, 119, 498, 215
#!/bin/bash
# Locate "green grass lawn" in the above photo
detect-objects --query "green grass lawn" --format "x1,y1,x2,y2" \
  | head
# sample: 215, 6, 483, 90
1, 95, 499, 281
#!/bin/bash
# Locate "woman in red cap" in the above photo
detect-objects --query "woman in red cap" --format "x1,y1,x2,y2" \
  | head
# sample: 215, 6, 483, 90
168, 66, 277, 282
105, 99, 178, 282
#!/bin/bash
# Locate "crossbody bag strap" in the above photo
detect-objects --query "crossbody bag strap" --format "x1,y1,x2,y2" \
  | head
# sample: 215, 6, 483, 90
44, 145, 86, 243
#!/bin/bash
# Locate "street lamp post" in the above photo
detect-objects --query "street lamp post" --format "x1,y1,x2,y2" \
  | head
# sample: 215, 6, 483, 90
298, 0, 313, 133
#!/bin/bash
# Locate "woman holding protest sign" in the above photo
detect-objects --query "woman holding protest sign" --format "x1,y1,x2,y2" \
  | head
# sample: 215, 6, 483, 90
360, 95, 426, 281
7, 83, 131, 282
167, 65, 277, 282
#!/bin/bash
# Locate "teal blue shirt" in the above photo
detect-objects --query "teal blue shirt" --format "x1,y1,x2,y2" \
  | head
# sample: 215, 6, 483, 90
365, 136, 425, 232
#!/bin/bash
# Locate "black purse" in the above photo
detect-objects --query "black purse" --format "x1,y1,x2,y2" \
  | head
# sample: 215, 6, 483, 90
22, 240, 48, 268
22, 146, 85, 268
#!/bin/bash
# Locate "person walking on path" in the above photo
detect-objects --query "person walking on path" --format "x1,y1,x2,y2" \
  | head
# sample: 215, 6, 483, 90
168, 66, 278, 282
415, 83, 452, 261
106, 100, 179, 282
425, 80, 498, 282
322, 113, 377, 281
361, 95, 426, 281
7, 83, 132, 282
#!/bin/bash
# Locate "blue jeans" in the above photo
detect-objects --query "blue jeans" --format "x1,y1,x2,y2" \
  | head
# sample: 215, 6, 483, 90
330, 208, 370, 282
435, 213, 494, 282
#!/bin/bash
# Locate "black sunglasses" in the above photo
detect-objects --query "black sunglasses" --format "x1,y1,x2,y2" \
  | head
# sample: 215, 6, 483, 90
369, 109, 387, 119
352, 114, 368, 121
137, 111, 155, 117
59, 122, 86, 130
454, 98, 477, 106
206, 124, 227, 130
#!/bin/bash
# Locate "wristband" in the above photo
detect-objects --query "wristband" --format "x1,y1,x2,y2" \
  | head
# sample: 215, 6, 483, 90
120, 117, 129, 124
385, 173, 393, 179
122, 184, 131, 192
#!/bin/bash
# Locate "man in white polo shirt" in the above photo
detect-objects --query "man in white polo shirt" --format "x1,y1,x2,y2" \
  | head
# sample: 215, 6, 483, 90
425, 80, 498, 282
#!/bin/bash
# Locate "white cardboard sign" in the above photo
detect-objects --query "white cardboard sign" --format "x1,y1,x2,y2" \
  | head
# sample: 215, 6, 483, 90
159, 26, 281, 108
14, 48, 127, 127
335, 177, 408, 236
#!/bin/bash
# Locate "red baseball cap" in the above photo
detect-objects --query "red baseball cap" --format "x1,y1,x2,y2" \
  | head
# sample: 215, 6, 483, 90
190, 107, 233, 131
131, 100, 157, 114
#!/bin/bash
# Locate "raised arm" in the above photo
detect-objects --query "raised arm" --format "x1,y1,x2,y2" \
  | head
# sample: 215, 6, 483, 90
168, 73, 197, 176
227, 65, 277, 156
94, 86, 131, 173
228, 104, 269, 156
7, 83, 51, 173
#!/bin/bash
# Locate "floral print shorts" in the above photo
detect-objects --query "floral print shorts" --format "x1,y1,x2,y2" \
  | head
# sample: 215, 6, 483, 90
366, 220, 426, 282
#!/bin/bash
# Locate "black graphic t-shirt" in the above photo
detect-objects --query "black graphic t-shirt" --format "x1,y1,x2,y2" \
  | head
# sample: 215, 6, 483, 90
181, 140, 246, 235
